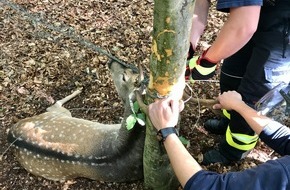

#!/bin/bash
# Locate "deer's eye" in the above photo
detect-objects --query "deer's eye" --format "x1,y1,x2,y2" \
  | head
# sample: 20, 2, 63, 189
122, 73, 129, 82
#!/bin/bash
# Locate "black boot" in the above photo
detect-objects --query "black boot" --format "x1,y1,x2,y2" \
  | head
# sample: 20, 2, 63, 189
204, 117, 229, 135
202, 149, 230, 165
202, 139, 251, 165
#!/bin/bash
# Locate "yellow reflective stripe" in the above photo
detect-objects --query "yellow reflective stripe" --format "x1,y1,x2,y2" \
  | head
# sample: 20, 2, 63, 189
231, 133, 258, 144
188, 56, 198, 69
222, 109, 230, 119
226, 127, 258, 151
195, 64, 216, 75
189, 77, 195, 83
187, 56, 198, 83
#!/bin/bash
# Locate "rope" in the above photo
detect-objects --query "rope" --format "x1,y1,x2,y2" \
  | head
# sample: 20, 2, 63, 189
0, 0, 128, 66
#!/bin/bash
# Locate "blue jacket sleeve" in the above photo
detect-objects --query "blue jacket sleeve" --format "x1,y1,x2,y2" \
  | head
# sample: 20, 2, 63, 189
184, 156, 290, 190
216, 0, 262, 12
259, 120, 290, 155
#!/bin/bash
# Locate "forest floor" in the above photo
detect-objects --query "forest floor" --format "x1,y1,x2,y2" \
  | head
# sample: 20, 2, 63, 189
0, 0, 285, 189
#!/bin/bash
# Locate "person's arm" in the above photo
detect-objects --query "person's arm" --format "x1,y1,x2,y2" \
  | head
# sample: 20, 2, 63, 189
213, 91, 271, 135
149, 96, 290, 190
163, 134, 202, 187
188, 5, 261, 81
214, 91, 290, 155
184, 156, 290, 190
259, 121, 290, 155
148, 98, 202, 187
190, 0, 211, 50
205, 6, 261, 62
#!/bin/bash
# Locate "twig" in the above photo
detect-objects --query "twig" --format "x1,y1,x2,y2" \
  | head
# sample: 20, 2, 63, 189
183, 91, 222, 117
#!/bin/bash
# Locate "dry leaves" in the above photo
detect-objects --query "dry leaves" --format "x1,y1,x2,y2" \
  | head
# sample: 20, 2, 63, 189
0, 0, 282, 190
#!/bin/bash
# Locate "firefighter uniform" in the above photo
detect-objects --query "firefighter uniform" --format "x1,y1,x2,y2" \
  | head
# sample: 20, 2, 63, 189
217, 0, 290, 161
185, 120, 290, 190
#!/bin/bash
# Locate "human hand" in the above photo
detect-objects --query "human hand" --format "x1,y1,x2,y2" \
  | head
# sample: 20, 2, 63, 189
148, 98, 184, 131
213, 91, 244, 111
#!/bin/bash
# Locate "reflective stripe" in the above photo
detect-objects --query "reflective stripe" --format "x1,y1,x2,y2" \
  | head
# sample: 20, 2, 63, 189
188, 56, 198, 69
195, 64, 216, 75
226, 127, 259, 151
187, 57, 198, 83
264, 64, 290, 84
189, 77, 195, 83
222, 109, 230, 119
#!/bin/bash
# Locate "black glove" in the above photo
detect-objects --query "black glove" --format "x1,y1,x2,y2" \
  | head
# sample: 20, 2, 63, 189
186, 48, 217, 81
187, 42, 195, 60
185, 43, 195, 81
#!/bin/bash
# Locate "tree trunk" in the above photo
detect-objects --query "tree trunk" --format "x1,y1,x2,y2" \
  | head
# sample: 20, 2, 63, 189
143, 0, 194, 189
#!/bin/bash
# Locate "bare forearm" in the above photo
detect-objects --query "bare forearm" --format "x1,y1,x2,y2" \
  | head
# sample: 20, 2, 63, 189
163, 134, 202, 187
205, 6, 260, 62
190, 0, 210, 50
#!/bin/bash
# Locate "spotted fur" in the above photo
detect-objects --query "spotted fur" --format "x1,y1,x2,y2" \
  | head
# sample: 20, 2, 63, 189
8, 61, 146, 182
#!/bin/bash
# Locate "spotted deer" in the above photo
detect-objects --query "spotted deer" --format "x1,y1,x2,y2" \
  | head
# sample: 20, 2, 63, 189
7, 59, 220, 183
7, 61, 146, 182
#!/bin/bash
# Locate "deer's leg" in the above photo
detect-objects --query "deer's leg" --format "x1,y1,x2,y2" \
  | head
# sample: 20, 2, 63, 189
46, 89, 82, 113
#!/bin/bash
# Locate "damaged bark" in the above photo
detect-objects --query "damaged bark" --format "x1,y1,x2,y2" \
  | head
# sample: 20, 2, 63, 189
143, 0, 195, 189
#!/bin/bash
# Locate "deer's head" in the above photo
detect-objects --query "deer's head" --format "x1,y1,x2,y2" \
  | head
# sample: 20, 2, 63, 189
108, 61, 146, 104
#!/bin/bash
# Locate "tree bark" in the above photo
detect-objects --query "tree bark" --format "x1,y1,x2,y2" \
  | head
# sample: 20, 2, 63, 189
143, 0, 194, 189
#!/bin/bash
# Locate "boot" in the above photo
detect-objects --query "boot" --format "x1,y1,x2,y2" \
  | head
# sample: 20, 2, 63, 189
204, 117, 229, 135
202, 149, 230, 165
202, 139, 251, 165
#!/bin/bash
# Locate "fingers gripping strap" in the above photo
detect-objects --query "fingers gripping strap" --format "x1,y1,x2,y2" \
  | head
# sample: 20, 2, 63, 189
226, 127, 259, 151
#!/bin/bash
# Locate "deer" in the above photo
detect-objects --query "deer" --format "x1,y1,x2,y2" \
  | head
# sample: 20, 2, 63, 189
7, 60, 147, 182
7, 60, 220, 183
